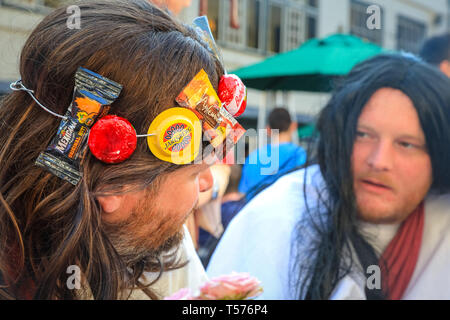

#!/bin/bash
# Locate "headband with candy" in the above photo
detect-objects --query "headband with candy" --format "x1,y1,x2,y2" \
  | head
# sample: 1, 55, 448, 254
11, 66, 246, 185
88, 108, 202, 165
90, 68, 245, 166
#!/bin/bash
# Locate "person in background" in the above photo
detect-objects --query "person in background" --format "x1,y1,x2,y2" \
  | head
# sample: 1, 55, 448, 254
198, 164, 246, 267
208, 54, 450, 299
419, 33, 450, 77
0, 0, 224, 299
186, 164, 231, 250
219, 164, 246, 229
238, 107, 307, 198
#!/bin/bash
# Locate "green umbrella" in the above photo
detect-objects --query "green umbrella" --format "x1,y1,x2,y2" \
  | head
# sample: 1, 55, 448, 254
297, 123, 316, 139
232, 34, 383, 92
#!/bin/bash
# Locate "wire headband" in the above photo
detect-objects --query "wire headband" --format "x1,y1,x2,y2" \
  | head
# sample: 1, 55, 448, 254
11, 67, 247, 185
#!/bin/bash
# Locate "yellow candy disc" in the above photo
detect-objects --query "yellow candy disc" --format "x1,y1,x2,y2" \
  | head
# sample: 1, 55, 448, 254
147, 108, 202, 164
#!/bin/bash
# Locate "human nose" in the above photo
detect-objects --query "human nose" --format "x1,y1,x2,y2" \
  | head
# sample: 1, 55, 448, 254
367, 141, 393, 171
198, 167, 214, 193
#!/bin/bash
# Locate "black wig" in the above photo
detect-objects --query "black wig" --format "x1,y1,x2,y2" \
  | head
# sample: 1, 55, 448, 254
292, 53, 450, 300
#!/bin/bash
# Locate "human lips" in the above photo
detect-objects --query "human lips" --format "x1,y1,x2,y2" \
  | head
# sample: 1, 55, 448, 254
358, 177, 394, 193
363, 178, 390, 187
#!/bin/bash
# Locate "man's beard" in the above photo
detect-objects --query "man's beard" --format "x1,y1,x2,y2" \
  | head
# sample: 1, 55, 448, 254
102, 194, 194, 269
105, 225, 185, 268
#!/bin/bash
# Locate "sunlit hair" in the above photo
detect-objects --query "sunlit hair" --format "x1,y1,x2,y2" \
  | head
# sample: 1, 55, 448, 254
292, 53, 450, 300
0, 0, 224, 299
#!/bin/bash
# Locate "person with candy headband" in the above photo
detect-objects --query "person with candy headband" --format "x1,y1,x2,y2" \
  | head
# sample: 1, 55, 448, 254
0, 0, 246, 299
208, 54, 450, 299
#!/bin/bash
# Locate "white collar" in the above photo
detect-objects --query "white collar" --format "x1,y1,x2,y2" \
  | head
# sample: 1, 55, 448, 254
357, 220, 401, 256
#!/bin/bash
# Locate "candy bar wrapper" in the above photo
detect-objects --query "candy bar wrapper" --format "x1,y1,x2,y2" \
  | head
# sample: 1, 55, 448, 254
175, 69, 245, 160
35, 67, 122, 185
207, 107, 245, 161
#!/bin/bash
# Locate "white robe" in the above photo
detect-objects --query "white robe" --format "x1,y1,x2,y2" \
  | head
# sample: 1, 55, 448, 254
206, 165, 450, 299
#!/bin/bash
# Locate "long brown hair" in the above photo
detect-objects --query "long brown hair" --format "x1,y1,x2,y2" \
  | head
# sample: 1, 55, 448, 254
0, 0, 224, 299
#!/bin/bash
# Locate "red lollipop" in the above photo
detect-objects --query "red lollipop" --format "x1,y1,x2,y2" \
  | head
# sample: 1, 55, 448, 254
218, 74, 247, 117
88, 115, 137, 164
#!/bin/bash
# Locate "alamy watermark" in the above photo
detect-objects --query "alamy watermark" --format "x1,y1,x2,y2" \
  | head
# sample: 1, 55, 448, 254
366, 265, 381, 290
366, 4, 381, 30
66, 5, 81, 30
66, 265, 81, 290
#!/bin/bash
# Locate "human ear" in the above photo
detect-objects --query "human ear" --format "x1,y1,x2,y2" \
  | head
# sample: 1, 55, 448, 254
96, 189, 146, 222
439, 60, 450, 78
96, 195, 123, 214
289, 122, 298, 132
198, 167, 214, 193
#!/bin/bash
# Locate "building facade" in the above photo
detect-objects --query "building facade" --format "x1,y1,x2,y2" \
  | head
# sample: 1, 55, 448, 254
0, 0, 57, 95
1, 0, 449, 129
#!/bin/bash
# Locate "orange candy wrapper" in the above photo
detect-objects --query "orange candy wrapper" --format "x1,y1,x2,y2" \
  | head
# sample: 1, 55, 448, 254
175, 69, 245, 160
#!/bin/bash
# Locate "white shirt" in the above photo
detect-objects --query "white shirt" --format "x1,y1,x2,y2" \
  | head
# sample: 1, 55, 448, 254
207, 166, 450, 299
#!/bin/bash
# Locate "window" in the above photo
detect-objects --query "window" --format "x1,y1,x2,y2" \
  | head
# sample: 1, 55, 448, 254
306, 14, 317, 40
0, 81, 11, 98
284, 8, 305, 51
247, 0, 261, 49
206, 0, 220, 41
221, 0, 246, 47
396, 15, 427, 54
350, 0, 383, 45
268, 4, 282, 52
211, 0, 317, 55
305, 0, 319, 40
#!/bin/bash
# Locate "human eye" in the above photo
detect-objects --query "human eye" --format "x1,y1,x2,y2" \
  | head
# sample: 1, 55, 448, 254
355, 130, 371, 140
398, 140, 425, 150
398, 141, 415, 149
